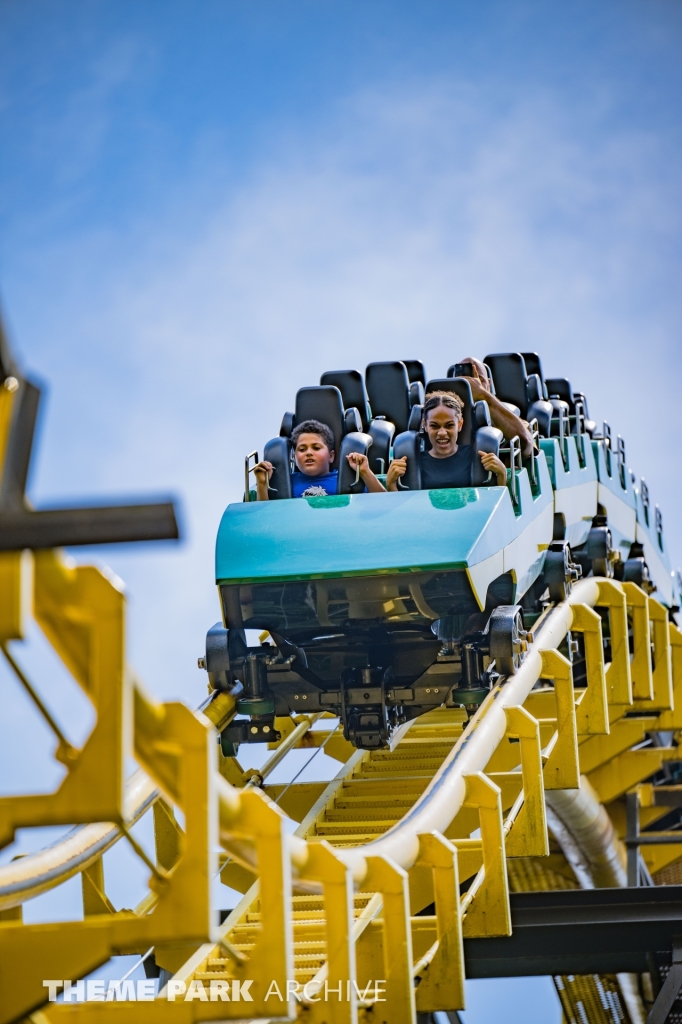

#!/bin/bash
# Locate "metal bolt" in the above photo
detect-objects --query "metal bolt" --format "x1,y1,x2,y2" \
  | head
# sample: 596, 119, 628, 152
3, 376, 18, 393
434, 688, 439, 694
294, 695, 299, 700
263, 725, 270, 733
426, 688, 431, 693
302, 694, 307, 700
250, 726, 258, 734
197, 657, 206, 670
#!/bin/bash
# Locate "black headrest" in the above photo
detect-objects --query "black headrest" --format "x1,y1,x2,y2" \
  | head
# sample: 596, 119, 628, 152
474, 401, 491, 428
521, 352, 544, 384
409, 381, 425, 406
546, 378, 576, 412
280, 411, 295, 437
402, 360, 427, 386
526, 374, 544, 404
484, 353, 529, 416
365, 361, 412, 434
424, 378, 475, 446
344, 407, 362, 434
408, 404, 422, 431
320, 370, 371, 431
295, 386, 345, 466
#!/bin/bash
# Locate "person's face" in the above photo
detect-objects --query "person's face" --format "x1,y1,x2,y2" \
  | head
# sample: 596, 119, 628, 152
424, 405, 463, 457
294, 434, 334, 475
461, 355, 490, 393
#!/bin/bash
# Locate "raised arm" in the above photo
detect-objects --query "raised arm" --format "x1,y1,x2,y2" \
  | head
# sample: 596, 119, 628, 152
464, 377, 534, 458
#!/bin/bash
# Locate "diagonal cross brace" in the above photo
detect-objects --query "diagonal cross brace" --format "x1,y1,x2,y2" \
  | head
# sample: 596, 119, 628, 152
647, 938, 682, 1024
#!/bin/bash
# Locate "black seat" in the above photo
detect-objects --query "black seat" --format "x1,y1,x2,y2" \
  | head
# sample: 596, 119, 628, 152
392, 379, 502, 489
295, 386, 346, 462
545, 377, 575, 413
365, 361, 412, 434
320, 370, 372, 431
520, 352, 545, 388
484, 353, 530, 415
318, 370, 392, 473
485, 352, 553, 437
365, 361, 415, 475
402, 360, 427, 387
525, 373, 552, 436
409, 380, 425, 407
545, 378, 595, 436
573, 391, 596, 436
545, 378, 580, 434
263, 385, 371, 498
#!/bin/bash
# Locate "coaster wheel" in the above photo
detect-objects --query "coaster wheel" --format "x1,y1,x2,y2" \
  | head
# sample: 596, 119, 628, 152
488, 605, 531, 678
622, 556, 653, 593
544, 541, 582, 603
588, 524, 615, 577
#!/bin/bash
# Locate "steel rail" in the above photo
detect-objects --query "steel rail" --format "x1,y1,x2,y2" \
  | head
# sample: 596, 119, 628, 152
0, 708, 321, 908
1, 579, 598, 905
217, 578, 600, 883
0, 770, 156, 910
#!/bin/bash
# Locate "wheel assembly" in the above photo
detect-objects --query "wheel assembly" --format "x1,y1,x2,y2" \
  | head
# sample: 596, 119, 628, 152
489, 604, 532, 677
587, 517, 619, 577
544, 541, 582, 603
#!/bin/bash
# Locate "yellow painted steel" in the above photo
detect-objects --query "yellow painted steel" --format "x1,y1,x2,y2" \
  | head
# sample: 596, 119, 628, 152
0, 550, 128, 849
595, 579, 632, 705
623, 581, 653, 700
537, 649, 580, 790
503, 706, 548, 858
413, 832, 464, 1014
0, 550, 28, 641
570, 604, 610, 735
2, 563, 682, 1023
0, 376, 17, 472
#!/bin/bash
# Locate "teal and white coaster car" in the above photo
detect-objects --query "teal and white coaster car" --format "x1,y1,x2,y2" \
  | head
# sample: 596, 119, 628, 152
204, 354, 680, 751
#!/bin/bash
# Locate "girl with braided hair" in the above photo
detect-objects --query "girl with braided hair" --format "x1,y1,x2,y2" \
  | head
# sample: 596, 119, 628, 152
386, 391, 507, 491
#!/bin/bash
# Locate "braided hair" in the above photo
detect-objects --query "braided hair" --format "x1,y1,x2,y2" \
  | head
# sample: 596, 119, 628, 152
422, 390, 464, 424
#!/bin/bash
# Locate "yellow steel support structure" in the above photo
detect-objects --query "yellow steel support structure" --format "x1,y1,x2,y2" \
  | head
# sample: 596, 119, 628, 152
2, 560, 682, 1024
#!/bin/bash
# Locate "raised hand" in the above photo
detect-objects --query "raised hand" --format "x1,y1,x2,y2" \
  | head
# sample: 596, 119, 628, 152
346, 451, 386, 493
346, 452, 369, 474
386, 456, 408, 491
254, 460, 274, 500
478, 451, 507, 486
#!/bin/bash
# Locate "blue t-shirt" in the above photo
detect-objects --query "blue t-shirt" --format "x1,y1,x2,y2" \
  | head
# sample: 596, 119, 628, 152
291, 470, 339, 497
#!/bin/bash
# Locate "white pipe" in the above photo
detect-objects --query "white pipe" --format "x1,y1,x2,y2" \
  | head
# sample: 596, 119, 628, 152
2, 580, 600, 900
213, 580, 598, 883
325, 579, 598, 880
0, 769, 156, 910
547, 778, 645, 1024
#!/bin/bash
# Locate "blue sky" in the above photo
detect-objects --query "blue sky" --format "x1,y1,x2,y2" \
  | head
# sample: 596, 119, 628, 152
1, 2, 682, 1019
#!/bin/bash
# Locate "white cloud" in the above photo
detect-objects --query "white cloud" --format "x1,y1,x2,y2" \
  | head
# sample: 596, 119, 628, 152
7, 73, 682, 706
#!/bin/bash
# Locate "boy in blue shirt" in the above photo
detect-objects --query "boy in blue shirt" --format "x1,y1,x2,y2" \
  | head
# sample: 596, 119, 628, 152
255, 419, 385, 499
